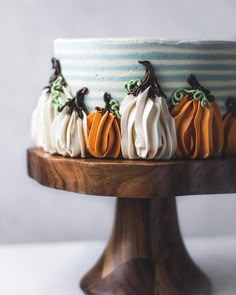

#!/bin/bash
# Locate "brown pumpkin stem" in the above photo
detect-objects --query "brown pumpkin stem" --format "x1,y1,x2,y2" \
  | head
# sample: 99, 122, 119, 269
75, 87, 89, 115
225, 97, 236, 117
49, 57, 67, 87
60, 87, 89, 118
187, 74, 215, 102
95, 92, 113, 114
133, 60, 167, 98
103, 92, 112, 113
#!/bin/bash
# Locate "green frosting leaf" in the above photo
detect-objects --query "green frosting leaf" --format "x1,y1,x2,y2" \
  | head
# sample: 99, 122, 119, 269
124, 79, 141, 93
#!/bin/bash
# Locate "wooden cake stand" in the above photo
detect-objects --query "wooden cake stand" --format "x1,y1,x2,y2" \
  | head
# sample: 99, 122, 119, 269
27, 147, 236, 295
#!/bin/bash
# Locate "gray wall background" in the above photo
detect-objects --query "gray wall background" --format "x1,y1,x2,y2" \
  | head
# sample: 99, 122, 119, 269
0, 0, 236, 244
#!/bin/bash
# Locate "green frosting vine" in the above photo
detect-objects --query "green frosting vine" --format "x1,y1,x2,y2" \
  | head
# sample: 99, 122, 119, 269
124, 79, 141, 93
109, 99, 121, 119
171, 74, 215, 108
172, 88, 210, 108
50, 76, 64, 112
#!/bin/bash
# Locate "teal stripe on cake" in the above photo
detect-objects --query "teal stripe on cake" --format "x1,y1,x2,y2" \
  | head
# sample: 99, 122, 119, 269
65, 74, 236, 82
61, 64, 236, 71
57, 52, 236, 61
68, 86, 236, 95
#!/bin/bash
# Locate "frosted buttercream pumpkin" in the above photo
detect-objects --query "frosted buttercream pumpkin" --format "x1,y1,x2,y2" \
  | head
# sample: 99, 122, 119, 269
87, 93, 121, 158
170, 75, 224, 159
51, 87, 89, 158
120, 61, 177, 160
31, 58, 73, 153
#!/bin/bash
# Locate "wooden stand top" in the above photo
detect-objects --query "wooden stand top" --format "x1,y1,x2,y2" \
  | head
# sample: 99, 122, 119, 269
27, 148, 236, 198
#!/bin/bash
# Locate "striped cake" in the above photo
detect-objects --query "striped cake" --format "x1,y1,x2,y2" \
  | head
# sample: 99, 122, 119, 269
54, 38, 236, 112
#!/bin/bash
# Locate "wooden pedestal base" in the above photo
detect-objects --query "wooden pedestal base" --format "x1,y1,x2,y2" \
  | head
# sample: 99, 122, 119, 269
29, 148, 236, 295
80, 198, 211, 295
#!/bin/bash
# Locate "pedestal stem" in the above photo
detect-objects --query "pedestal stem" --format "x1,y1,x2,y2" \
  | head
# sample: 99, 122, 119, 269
80, 197, 211, 295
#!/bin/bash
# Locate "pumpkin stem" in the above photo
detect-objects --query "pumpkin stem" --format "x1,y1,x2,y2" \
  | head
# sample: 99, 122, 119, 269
99, 92, 121, 119
75, 87, 89, 115
49, 57, 67, 87
103, 92, 112, 114
104, 92, 111, 107
225, 97, 236, 117
133, 60, 166, 98
60, 87, 89, 118
187, 74, 215, 102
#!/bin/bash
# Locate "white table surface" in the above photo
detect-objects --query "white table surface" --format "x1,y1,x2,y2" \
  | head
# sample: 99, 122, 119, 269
0, 237, 235, 295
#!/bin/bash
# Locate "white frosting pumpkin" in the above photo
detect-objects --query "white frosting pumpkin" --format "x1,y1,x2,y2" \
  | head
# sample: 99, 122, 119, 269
120, 87, 176, 159
51, 107, 88, 158
31, 85, 72, 153
120, 61, 177, 160
31, 58, 73, 153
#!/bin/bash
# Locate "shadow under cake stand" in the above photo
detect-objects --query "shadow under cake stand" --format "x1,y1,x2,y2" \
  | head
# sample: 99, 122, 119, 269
27, 147, 236, 295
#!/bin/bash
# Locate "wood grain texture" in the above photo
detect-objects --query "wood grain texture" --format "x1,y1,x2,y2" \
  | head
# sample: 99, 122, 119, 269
80, 198, 211, 295
28, 147, 236, 198
28, 147, 236, 294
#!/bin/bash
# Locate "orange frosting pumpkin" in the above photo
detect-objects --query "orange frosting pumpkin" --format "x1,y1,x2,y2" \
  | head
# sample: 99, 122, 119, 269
87, 93, 121, 158
223, 98, 236, 156
170, 75, 224, 159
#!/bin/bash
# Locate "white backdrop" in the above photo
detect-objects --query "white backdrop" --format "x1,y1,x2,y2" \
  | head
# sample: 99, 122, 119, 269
0, 0, 236, 244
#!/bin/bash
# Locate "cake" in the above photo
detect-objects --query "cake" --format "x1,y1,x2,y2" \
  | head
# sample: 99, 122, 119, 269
31, 38, 236, 160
